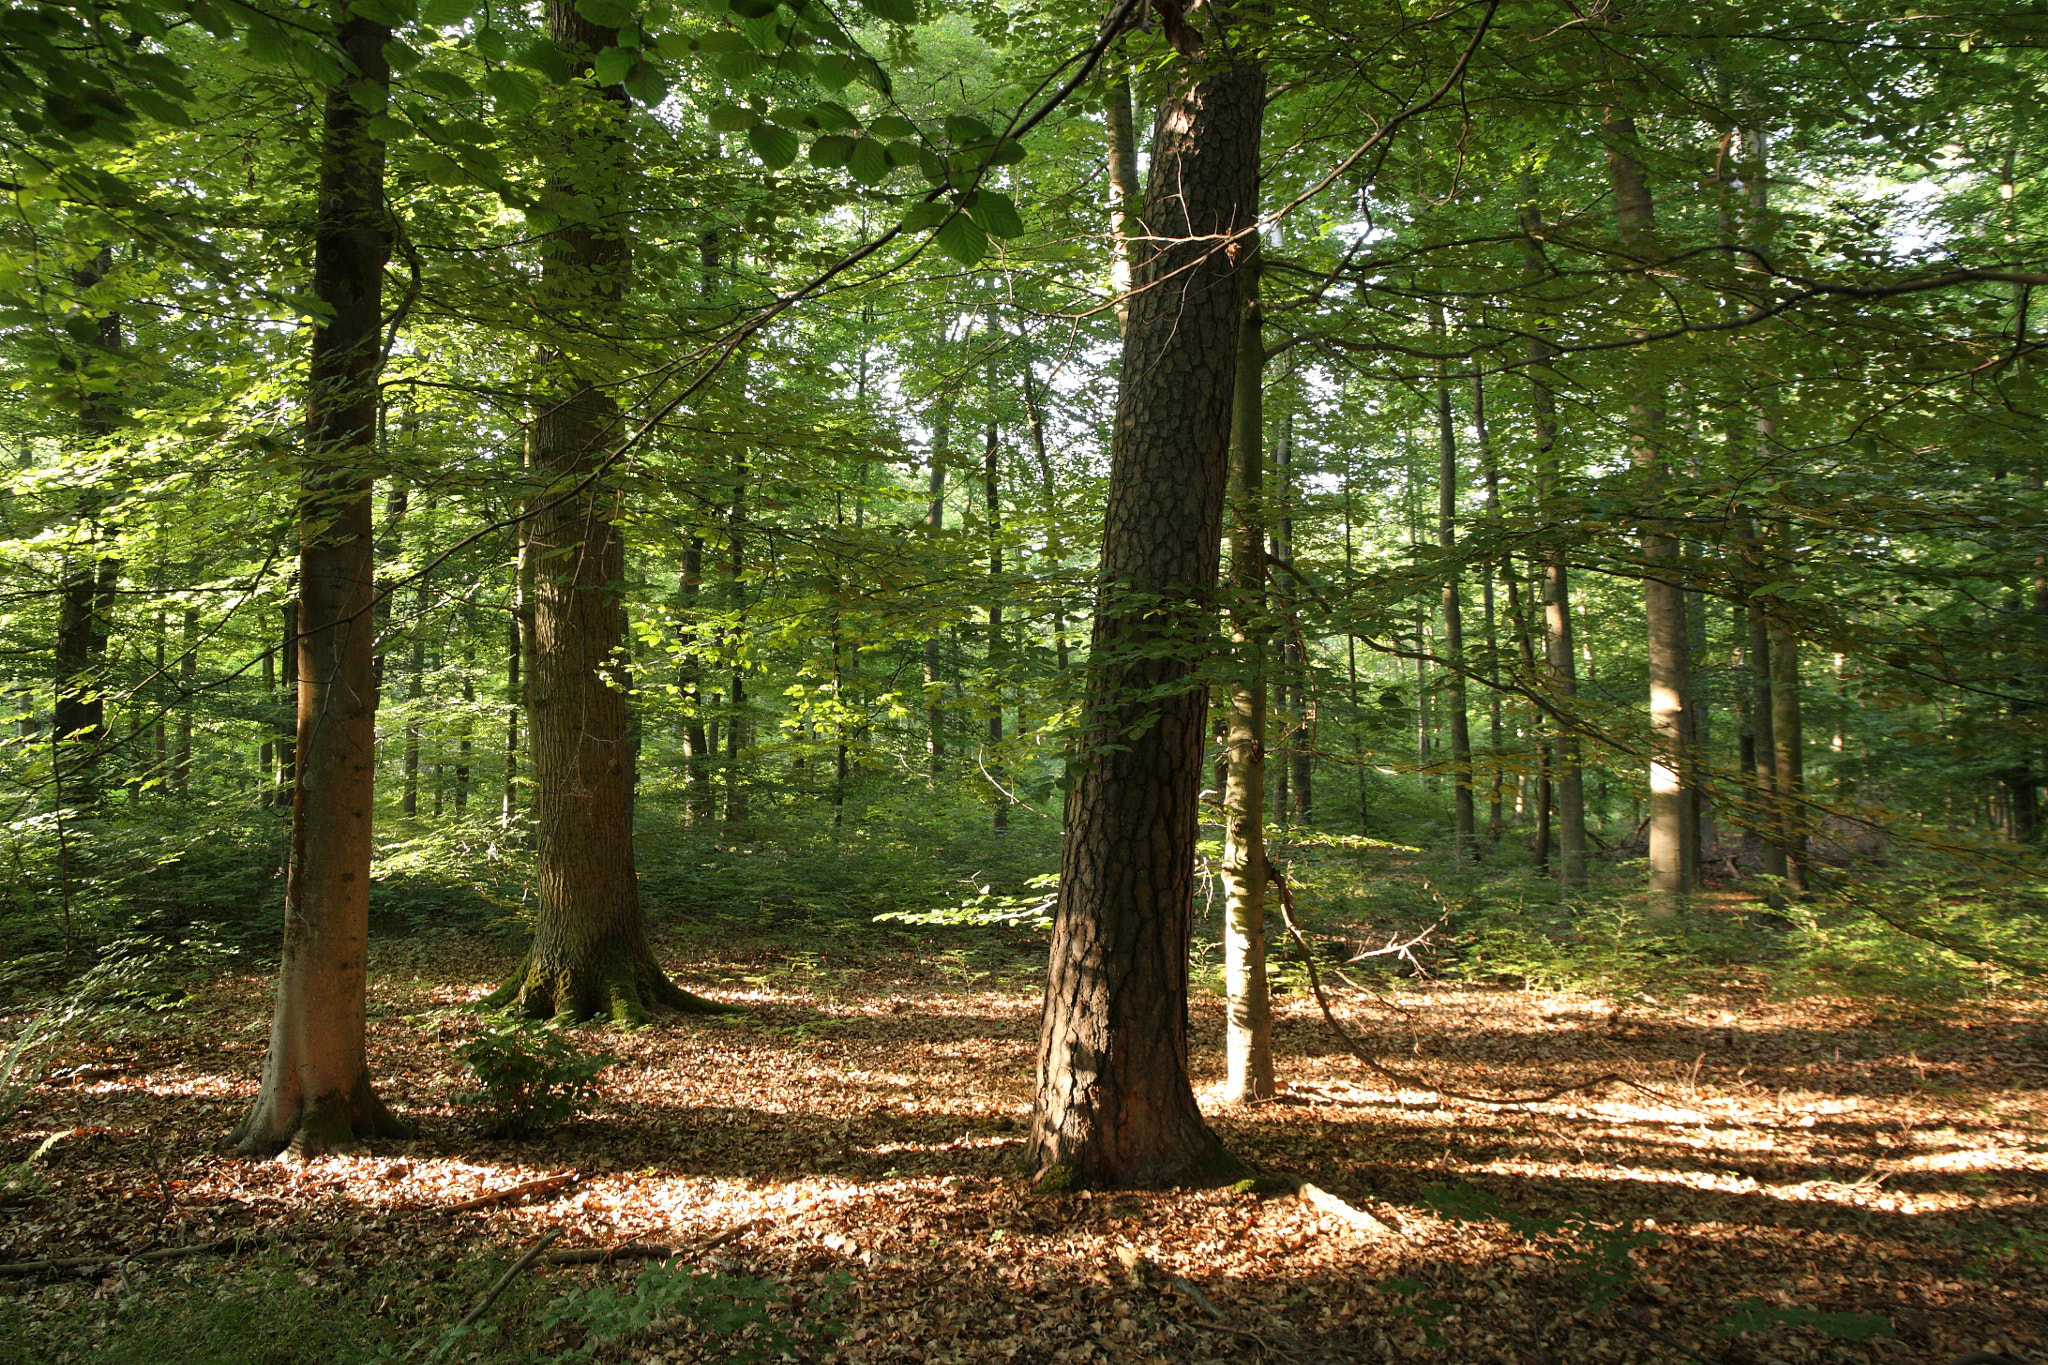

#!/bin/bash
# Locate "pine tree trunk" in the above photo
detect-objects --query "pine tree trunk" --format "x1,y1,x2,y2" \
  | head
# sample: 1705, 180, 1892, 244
235, 12, 406, 1157
1031, 48, 1262, 1190
489, 0, 727, 1023
1221, 271, 1273, 1104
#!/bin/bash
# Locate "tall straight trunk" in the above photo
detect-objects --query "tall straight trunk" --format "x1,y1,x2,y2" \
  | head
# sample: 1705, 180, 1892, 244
173, 606, 196, 796
454, 642, 474, 814
488, 0, 725, 1023
54, 272, 120, 809
1031, 47, 1262, 1190
1731, 599, 1761, 859
502, 591, 521, 828
2023, 470, 2048, 842
1768, 523, 1809, 894
1431, 303, 1475, 857
1103, 45, 1142, 337
275, 599, 297, 803
725, 453, 748, 824
1741, 520, 1787, 881
1506, 560, 1551, 871
1276, 419, 1312, 823
677, 536, 714, 821
985, 418, 1006, 833
1518, 177, 1587, 883
400, 590, 424, 816
259, 643, 275, 796
235, 11, 405, 1157
1023, 363, 1070, 673
924, 399, 952, 775
1220, 270, 1273, 1103
1605, 107, 1691, 911
1477, 376, 1503, 842
1343, 484, 1368, 833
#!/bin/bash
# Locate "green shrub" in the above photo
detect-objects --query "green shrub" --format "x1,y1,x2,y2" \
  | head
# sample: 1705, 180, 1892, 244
451, 1018, 617, 1138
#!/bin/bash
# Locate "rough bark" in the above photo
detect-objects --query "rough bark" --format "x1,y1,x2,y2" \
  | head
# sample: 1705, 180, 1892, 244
235, 12, 406, 1157
489, 0, 727, 1024
1031, 48, 1262, 1190
1221, 273, 1273, 1104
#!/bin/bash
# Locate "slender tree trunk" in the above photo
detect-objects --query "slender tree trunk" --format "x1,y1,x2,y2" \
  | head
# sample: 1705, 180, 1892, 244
1741, 520, 1787, 882
1768, 522, 1809, 894
1605, 108, 1691, 912
985, 418, 1007, 832
1023, 363, 1070, 673
235, 11, 406, 1157
924, 399, 952, 776
173, 606, 196, 797
502, 589, 521, 829
455, 642, 473, 815
1506, 561, 1550, 872
678, 536, 714, 821
1518, 177, 1588, 884
54, 250, 122, 809
488, 0, 726, 1023
1104, 45, 1142, 337
724, 454, 749, 824
1275, 419, 1312, 823
1477, 377, 1504, 843
401, 590, 424, 816
1031, 47, 1262, 1190
1431, 303, 1475, 857
1220, 269, 1273, 1103
275, 599, 297, 804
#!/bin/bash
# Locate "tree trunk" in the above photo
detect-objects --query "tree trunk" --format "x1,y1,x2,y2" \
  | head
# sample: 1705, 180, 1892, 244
1220, 270, 1273, 1104
1431, 303, 1475, 857
401, 588, 424, 816
488, 0, 727, 1024
1517, 178, 1588, 883
173, 606, 197, 797
275, 598, 297, 803
1104, 44, 1142, 337
924, 399, 952, 776
235, 12, 406, 1157
725, 453, 749, 824
503, 586, 522, 829
984, 418, 1008, 832
1031, 48, 1261, 1190
53, 264, 120, 810
1605, 107, 1691, 912
678, 536, 714, 821
1768, 523, 1809, 894
1023, 362, 1070, 673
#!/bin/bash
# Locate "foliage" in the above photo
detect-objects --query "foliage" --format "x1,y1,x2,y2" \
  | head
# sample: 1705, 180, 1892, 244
874, 871, 1057, 932
1417, 1182, 1662, 1312
536, 1261, 842, 1365
1715, 1300, 1896, 1343
451, 1018, 618, 1138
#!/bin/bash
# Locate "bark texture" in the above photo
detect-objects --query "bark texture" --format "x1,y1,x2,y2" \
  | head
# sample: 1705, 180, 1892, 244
1220, 277, 1273, 1103
235, 13, 406, 1157
1030, 50, 1262, 1189
491, 0, 728, 1024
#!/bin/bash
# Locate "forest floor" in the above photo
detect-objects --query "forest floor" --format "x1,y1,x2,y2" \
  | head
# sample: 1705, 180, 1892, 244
2, 918, 2044, 1365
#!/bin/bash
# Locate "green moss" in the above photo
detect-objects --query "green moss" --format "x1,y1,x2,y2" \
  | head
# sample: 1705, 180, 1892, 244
1033, 1161, 1081, 1194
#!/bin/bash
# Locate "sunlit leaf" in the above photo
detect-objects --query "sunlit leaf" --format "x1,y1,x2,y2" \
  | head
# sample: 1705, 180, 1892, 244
483, 68, 540, 115
964, 189, 1023, 239
846, 136, 888, 185
934, 212, 986, 265
857, 0, 917, 22
747, 121, 800, 170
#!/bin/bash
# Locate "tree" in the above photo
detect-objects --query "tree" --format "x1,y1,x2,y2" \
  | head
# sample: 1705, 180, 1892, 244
1030, 28, 1263, 1189
234, 9, 407, 1158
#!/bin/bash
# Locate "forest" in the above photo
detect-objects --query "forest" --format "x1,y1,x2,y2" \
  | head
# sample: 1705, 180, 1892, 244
0, 0, 2044, 1361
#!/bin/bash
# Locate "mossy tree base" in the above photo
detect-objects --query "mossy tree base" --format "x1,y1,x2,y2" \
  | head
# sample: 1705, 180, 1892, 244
233, 1072, 409, 1159
482, 940, 737, 1025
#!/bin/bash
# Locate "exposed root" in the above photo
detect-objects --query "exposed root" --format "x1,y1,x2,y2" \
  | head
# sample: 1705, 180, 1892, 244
483, 943, 739, 1026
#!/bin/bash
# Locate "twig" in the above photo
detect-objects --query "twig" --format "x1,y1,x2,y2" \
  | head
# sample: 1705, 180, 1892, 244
443, 1172, 582, 1213
0, 1235, 260, 1276
457, 1227, 562, 1328
1272, 871, 1648, 1107
1165, 1273, 1228, 1321
1613, 1308, 1732, 1365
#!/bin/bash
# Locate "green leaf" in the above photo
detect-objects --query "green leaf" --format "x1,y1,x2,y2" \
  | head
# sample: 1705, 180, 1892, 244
591, 45, 633, 86
622, 60, 668, 105
694, 30, 749, 52
716, 50, 766, 79
747, 121, 800, 170
407, 148, 467, 185
366, 112, 414, 141
474, 26, 510, 60
707, 103, 756, 132
933, 212, 986, 266
868, 113, 916, 138
347, 79, 390, 112
964, 189, 1023, 239
982, 137, 1025, 166
574, 0, 636, 26
884, 138, 918, 167
813, 53, 859, 90
943, 114, 992, 144
900, 200, 948, 231
124, 89, 191, 127
728, 0, 777, 15
916, 148, 945, 183
382, 39, 423, 72
808, 101, 857, 131
413, 68, 474, 100
845, 136, 888, 185
348, 0, 416, 25
483, 68, 540, 114
419, 0, 475, 25
514, 39, 573, 83
807, 133, 854, 168
857, 0, 917, 22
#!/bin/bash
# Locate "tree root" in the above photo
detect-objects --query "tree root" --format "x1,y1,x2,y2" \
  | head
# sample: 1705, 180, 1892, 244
481, 944, 739, 1025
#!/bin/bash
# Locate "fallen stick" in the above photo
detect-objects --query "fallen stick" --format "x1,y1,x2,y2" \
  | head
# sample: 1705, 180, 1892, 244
1163, 1273, 1227, 1322
0, 1235, 260, 1277
1290, 1178, 1394, 1236
443, 1172, 582, 1214
457, 1227, 562, 1328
